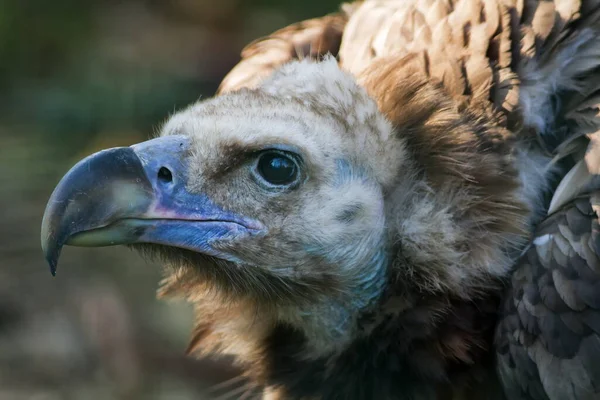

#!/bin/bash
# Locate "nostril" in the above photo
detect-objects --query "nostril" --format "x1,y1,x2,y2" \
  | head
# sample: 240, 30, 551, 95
157, 167, 173, 183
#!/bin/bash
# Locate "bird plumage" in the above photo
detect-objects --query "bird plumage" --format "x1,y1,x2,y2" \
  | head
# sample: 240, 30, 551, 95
41, 0, 600, 399
496, 132, 600, 400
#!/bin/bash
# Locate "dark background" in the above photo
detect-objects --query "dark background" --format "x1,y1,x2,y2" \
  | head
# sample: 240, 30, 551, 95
1, 1, 339, 398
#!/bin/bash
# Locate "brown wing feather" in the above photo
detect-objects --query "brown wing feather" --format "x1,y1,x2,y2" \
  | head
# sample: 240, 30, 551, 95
339, 0, 600, 144
339, 0, 520, 115
216, 7, 353, 94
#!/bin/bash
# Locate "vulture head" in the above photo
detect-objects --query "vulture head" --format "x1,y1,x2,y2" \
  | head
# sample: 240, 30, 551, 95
42, 56, 528, 396
40, 0, 600, 395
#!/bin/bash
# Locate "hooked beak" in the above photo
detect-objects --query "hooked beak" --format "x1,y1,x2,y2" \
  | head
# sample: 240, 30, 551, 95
41, 135, 264, 276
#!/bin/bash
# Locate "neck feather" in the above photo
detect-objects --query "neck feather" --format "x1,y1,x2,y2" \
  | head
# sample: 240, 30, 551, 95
258, 285, 504, 400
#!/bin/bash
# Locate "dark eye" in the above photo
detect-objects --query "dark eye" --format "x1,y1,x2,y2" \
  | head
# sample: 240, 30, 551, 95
256, 151, 299, 186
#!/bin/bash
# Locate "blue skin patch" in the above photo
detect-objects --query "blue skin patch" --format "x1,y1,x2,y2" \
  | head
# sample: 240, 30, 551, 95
298, 158, 387, 339
333, 159, 362, 187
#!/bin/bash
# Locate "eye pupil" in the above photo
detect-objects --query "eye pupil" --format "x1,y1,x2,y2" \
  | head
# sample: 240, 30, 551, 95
257, 152, 298, 185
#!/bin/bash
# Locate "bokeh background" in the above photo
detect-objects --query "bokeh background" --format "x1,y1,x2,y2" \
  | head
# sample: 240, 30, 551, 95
1, 1, 339, 398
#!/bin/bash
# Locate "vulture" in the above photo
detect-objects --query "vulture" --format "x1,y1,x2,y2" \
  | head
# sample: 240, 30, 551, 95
41, 0, 600, 399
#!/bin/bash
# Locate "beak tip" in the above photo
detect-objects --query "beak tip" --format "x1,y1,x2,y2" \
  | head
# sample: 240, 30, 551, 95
42, 234, 61, 277
44, 249, 59, 277
40, 145, 150, 277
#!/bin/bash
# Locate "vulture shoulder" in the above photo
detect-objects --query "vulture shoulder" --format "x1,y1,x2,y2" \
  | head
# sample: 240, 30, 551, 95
340, 0, 600, 144
223, 0, 600, 143
496, 133, 600, 400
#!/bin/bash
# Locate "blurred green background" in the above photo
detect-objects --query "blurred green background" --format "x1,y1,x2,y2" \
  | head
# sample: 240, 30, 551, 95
1, 1, 339, 398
